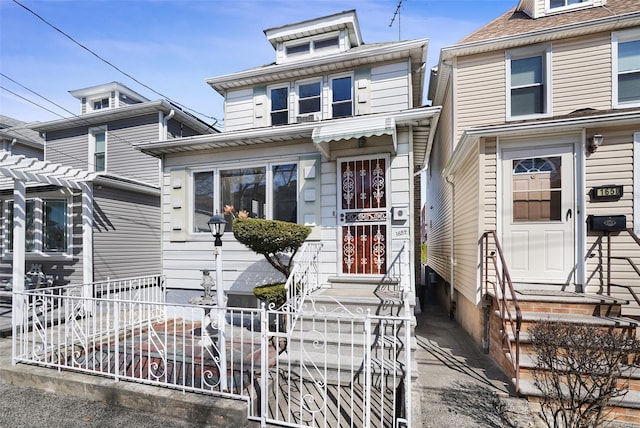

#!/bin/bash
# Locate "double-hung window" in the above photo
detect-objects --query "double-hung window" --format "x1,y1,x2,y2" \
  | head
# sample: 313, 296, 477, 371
5, 197, 69, 255
613, 29, 640, 108
89, 126, 107, 172
297, 80, 322, 118
269, 86, 289, 126
192, 162, 298, 234
507, 47, 551, 119
331, 75, 353, 118
93, 97, 109, 110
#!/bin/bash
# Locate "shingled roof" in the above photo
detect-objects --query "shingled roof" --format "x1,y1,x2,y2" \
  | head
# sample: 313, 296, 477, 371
458, 0, 640, 45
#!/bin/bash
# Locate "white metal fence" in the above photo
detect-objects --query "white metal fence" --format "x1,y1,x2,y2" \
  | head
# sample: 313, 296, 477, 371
12, 255, 412, 427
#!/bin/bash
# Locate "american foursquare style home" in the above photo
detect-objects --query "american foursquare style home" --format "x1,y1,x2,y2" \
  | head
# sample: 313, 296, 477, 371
135, 10, 440, 309
0, 82, 214, 289
425, 0, 640, 420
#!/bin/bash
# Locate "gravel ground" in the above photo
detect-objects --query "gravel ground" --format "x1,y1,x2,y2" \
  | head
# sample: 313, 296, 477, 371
0, 382, 194, 428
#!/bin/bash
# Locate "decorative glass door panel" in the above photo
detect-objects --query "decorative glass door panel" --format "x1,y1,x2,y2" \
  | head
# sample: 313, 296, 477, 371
339, 157, 388, 275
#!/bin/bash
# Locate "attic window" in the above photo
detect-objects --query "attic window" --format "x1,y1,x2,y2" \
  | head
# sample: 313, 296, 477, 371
93, 98, 109, 110
548, 0, 590, 10
286, 43, 310, 55
314, 37, 339, 50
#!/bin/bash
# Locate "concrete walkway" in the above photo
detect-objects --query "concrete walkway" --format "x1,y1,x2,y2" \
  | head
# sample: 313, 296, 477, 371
413, 298, 543, 427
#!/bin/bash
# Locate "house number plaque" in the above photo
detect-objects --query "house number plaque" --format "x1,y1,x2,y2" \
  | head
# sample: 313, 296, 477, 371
590, 185, 623, 201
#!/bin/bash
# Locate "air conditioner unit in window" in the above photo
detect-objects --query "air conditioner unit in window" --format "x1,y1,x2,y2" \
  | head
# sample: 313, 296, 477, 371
296, 114, 319, 123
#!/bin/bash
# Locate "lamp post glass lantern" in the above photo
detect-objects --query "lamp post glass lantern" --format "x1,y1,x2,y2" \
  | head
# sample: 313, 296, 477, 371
207, 214, 227, 246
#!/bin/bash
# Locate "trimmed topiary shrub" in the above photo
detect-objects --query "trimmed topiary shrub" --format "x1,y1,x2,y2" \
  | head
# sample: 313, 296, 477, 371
253, 283, 286, 308
232, 218, 311, 279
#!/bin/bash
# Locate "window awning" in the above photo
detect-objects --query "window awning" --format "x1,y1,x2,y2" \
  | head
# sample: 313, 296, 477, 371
312, 116, 397, 156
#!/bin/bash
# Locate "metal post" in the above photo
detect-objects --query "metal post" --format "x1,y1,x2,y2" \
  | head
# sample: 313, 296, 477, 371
215, 247, 228, 392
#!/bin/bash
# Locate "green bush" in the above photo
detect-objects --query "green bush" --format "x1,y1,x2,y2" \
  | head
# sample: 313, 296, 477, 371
253, 283, 286, 308
233, 218, 311, 278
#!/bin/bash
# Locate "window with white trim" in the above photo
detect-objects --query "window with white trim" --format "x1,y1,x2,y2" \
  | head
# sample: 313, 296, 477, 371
297, 80, 322, 118
92, 97, 110, 110
331, 75, 353, 118
89, 127, 107, 172
548, 0, 589, 9
507, 46, 551, 119
192, 162, 298, 233
613, 29, 640, 108
4, 197, 70, 255
269, 85, 289, 126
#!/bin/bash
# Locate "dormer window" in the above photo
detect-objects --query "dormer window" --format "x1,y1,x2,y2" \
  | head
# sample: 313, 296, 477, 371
549, 0, 587, 8
286, 43, 310, 56
93, 98, 110, 110
282, 32, 342, 62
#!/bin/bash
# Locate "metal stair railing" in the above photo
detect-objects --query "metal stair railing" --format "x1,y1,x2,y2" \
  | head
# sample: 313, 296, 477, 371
597, 228, 640, 308
481, 230, 522, 391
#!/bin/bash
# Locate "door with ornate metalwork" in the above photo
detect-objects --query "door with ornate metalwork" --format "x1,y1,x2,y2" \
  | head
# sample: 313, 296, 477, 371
338, 155, 389, 275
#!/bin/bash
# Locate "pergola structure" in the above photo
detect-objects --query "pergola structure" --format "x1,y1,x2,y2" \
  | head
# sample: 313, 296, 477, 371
0, 152, 97, 320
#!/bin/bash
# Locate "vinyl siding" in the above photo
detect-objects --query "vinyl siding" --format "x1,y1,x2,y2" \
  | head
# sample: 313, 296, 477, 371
584, 126, 639, 314
92, 185, 161, 281
45, 114, 161, 185
427, 84, 453, 282
370, 61, 410, 113
11, 143, 43, 160
224, 88, 254, 132
455, 52, 505, 144
482, 138, 498, 232
167, 118, 204, 139
553, 33, 611, 114
452, 144, 480, 303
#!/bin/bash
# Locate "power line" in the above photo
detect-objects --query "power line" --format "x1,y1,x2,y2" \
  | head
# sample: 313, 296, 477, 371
12, 0, 220, 126
1, 79, 162, 183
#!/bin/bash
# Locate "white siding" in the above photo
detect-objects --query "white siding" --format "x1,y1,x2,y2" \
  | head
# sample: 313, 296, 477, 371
224, 88, 254, 132
370, 62, 410, 113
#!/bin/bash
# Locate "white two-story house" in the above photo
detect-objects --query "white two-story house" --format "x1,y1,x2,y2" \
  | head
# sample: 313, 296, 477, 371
135, 10, 440, 307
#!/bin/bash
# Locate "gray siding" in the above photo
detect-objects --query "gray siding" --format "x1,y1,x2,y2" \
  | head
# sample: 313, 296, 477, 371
370, 62, 410, 113
167, 118, 204, 139
92, 185, 161, 281
45, 114, 161, 185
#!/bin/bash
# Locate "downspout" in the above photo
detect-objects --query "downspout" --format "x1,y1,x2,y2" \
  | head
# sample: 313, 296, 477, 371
162, 109, 175, 140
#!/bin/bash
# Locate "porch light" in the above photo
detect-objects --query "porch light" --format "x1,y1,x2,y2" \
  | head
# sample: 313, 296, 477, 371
588, 134, 604, 154
207, 214, 227, 247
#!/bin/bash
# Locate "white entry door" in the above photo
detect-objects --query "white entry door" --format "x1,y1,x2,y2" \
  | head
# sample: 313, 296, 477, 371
502, 145, 575, 284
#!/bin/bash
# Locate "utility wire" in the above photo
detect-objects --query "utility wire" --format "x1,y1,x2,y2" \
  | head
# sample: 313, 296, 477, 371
12, 0, 220, 126
0, 80, 161, 183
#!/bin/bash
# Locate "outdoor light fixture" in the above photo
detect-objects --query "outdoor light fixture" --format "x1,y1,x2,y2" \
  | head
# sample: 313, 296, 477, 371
588, 134, 604, 154
207, 213, 227, 247
206, 212, 228, 391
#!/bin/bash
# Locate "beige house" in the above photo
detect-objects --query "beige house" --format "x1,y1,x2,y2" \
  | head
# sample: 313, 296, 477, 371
426, 0, 640, 418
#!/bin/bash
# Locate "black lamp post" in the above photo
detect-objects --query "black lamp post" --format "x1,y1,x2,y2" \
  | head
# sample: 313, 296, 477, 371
207, 214, 227, 247
206, 213, 228, 391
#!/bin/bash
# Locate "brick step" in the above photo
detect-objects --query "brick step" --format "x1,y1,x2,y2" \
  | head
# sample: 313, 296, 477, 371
503, 291, 627, 317
519, 378, 640, 426
499, 311, 639, 333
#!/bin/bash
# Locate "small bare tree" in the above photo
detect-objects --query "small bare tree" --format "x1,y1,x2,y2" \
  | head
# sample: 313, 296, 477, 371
529, 321, 640, 428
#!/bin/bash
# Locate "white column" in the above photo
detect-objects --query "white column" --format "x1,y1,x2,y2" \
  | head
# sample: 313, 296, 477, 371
80, 183, 94, 314
12, 179, 26, 331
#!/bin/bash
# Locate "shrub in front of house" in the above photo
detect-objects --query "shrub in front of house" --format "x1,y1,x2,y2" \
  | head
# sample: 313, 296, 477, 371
232, 217, 311, 278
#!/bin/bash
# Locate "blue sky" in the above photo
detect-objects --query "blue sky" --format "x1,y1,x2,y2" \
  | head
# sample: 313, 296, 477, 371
1, 0, 516, 126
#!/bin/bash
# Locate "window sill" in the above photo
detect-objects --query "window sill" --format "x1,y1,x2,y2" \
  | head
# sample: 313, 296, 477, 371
506, 112, 553, 122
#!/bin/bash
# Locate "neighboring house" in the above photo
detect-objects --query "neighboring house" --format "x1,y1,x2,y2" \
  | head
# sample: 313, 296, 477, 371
0, 82, 216, 288
134, 10, 440, 307
425, 0, 640, 412
0, 115, 44, 159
